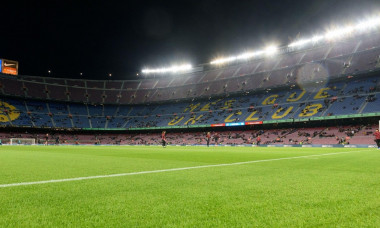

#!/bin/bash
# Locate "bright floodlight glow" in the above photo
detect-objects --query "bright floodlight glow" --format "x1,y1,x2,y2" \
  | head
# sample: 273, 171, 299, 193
211, 15, 380, 65
142, 64, 192, 74
288, 39, 312, 47
211, 50, 266, 65
325, 26, 354, 40
311, 35, 324, 43
289, 16, 380, 48
264, 46, 278, 55
355, 17, 380, 31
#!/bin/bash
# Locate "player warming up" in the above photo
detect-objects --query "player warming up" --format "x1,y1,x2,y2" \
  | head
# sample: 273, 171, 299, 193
161, 131, 167, 148
374, 129, 380, 149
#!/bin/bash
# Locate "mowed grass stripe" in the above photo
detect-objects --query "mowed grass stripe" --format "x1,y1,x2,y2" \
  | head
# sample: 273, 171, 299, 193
0, 149, 370, 188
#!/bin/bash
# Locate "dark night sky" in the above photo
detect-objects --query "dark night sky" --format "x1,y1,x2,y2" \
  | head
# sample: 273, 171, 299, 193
1, 0, 379, 80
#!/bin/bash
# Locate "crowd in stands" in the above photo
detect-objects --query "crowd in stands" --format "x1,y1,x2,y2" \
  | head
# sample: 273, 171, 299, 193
0, 124, 377, 146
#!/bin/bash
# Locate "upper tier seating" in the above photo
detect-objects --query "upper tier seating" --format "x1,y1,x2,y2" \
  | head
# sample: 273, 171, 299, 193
1, 33, 379, 105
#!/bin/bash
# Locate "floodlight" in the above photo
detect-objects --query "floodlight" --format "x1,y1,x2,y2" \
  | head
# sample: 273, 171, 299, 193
355, 17, 380, 31
264, 46, 278, 55
311, 35, 324, 43
142, 64, 192, 74
325, 26, 354, 40
288, 39, 312, 48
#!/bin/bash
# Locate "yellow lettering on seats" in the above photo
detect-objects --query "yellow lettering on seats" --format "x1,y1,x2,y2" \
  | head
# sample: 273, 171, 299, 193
262, 95, 278, 105
272, 106, 293, 119
299, 104, 323, 117
224, 111, 242, 123
184, 114, 204, 125
314, 88, 330, 99
183, 103, 200, 113
220, 99, 236, 110
287, 90, 306, 102
168, 116, 184, 125
245, 111, 259, 121
200, 103, 211, 111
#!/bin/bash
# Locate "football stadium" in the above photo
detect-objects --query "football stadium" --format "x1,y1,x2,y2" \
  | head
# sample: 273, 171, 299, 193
2, 1, 380, 227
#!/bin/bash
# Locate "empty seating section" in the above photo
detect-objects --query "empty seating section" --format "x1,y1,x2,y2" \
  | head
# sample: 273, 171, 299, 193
86, 89, 104, 103
264, 68, 292, 87
86, 81, 104, 89
235, 62, 259, 76
2, 78, 24, 96
87, 105, 103, 116
107, 117, 125, 128
53, 115, 72, 128
72, 116, 90, 128
45, 78, 65, 85
345, 50, 379, 73
299, 45, 330, 64
153, 78, 171, 88
123, 81, 140, 90
66, 80, 85, 87
49, 102, 68, 115
132, 90, 149, 103
357, 35, 380, 51
167, 76, 187, 87
104, 90, 120, 103
201, 70, 221, 82
24, 82, 47, 99
119, 90, 135, 103
91, 117, 106, 128
255, 58, 280, 73
225, 78, 242, 93
277, 52, 304, 68
327, 41, 357, 58
47, 85, 67, 100
217, 66, 239, 79
207, 80, 227, 96
105, 81, 122, 89
243, 73, 266, 91
68, 87, 85, 102
69, 104, 87, 115
185, 72, 205, 84
103, 105, 118, 116
139, 79, 158, 89
151, 88, 174, 102
324, 57, 349, 77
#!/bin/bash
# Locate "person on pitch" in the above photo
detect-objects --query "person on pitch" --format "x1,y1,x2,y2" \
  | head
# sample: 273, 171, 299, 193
374, 129, 380, 149
44, 133, 49, 146
206, 132, 211, 147
161, 131, 167, 148
256, 135, 261, 146
214, 132, 220, 146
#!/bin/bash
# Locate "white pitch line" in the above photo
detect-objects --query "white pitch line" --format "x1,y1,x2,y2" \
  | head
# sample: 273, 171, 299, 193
0, 149, 372, 188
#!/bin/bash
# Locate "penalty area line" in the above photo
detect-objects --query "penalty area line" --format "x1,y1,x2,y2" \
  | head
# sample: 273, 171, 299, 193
0, 149, 372, 188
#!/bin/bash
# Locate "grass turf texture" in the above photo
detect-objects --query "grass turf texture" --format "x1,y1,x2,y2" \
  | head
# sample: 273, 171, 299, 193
0, 146, 379, 227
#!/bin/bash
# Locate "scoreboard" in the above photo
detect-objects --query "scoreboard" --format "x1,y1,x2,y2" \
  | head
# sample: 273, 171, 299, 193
1, 59, 18, 75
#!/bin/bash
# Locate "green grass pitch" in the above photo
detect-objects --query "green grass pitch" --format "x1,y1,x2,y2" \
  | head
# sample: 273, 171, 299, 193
1, 145, 380, 227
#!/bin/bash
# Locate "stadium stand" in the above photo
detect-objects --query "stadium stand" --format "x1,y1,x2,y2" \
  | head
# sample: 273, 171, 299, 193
1, 32, 380, 145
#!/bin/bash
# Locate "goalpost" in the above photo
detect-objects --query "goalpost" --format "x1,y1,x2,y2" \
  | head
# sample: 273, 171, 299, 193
9, 138, 36, 145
